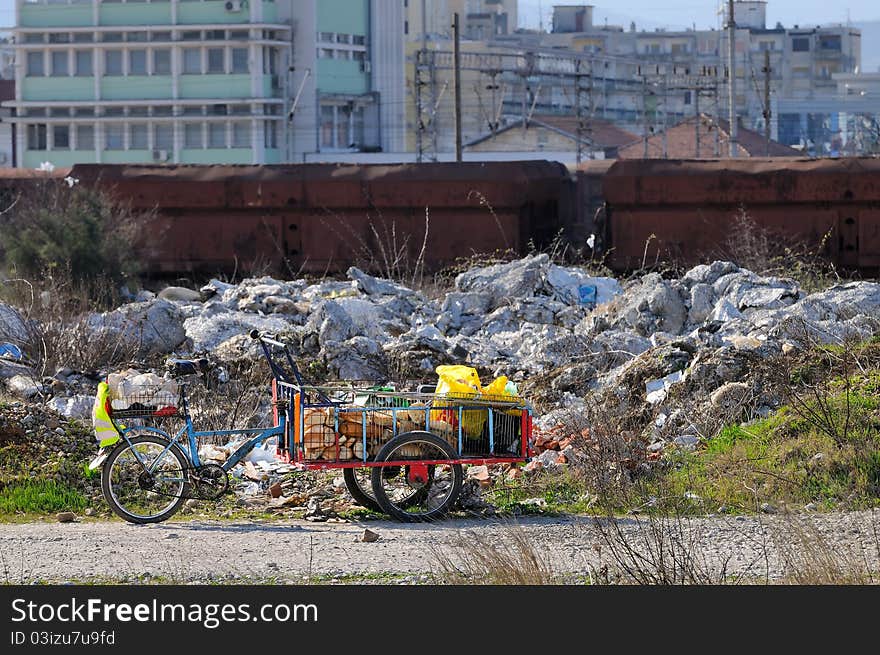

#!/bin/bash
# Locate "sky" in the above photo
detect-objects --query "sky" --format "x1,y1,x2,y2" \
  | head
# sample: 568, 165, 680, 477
519, 0, 879, 31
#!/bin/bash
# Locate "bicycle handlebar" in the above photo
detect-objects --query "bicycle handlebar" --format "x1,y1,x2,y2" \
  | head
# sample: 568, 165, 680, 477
249, 330, 287, 349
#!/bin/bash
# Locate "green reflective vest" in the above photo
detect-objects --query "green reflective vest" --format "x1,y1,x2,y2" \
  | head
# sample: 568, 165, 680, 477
92, 381, 120, 448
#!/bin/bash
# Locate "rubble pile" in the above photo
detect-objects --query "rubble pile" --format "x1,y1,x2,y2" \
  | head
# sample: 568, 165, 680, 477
4, 253, 880, 513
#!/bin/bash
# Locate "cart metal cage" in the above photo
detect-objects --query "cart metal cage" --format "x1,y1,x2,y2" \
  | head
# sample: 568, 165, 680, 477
273, 382, 532, 467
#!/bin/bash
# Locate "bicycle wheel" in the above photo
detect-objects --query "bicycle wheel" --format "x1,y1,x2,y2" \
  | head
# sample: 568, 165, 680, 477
343, 466, 427, 513
370, 432, 463, 523
101, 432, 191, 524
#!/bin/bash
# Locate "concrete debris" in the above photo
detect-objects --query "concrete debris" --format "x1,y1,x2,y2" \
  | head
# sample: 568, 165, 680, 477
158, 286, 202, 303
45, 394, 94, 420
86, 299, 186, 358
7, 254, 880, 512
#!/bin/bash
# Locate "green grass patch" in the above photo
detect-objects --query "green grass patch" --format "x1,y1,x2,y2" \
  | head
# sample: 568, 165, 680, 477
0, 479, 88, 515
658, 390, 880, 513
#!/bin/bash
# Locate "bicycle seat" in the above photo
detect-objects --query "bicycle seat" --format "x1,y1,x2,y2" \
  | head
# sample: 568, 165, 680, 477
166, 358, 209, 377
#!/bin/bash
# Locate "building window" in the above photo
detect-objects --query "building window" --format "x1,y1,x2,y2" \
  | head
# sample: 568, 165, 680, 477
49, 33, 70, 44
263, 48, 277, 74
819, 35, 841, 51
126, 32, 147, 43
129, 123, 148, 149
154, 124, 173, 150
207, 48, 224, 73
73, 33, 93, 43
153, 49, 171, 74
105, 124, 124, 149
101, 32, 124, 43
264, 121, 277, 148
792, 37, 810, 52
183, 48, 201, 74
232, 48, 248, 73
353, 35, 365, 45
26, 52, 44, 76
759, 41, 776, 52
320, 105, 334, 149
152, 106, 173, 116
184, 123, 202, 148
208, 122, 226, 148
206, 29, 225, 41
230, 104, 250, 116
151, 31, 172, 42
76, 124, 94, 150
209, 104, 228, 115
181, 31, 201, 41
319, 32, 335, 43
52, 125, 70, 149
232, 121, 249, 147
318, 48, 334, 59
105, 50, 123, 75
104, 106, 124, 117
684, 90, 692, 105
75, 50, 92, 76
27, 124, 48, 150
51, 51, 69, 76
128, 50, 147, 75
24, 33, 44, 44
230, 30, 249, 40
337, 34, 351, 44
129, 106, 149, 117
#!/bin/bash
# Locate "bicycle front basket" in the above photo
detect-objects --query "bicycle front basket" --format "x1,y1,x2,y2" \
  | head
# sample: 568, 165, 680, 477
109, 384, 181, 419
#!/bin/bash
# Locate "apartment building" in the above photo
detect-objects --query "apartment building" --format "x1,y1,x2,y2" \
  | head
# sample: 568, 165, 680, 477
409, 0, 861, 156
8, 0, 404, 167
406, 0, 518, 41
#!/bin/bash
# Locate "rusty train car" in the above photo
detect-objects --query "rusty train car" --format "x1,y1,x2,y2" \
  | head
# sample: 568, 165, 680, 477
69, 161, 569, 276
584, 157, 880, 272
1, 157, 879, 276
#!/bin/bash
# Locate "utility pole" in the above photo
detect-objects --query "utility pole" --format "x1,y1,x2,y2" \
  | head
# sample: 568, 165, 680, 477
642, 75, 649, 157
726, 0, 738, 157
695, 89, 701, 156
762, 48, 772, 156
453, 12, 463, 162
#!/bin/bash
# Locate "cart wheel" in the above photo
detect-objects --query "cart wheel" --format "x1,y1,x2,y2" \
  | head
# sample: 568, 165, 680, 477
344, 466, 428, 513
370, 432, 463, 523
343, 468, 382, 512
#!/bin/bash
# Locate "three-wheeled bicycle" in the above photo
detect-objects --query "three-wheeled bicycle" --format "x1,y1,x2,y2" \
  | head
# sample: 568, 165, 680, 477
93, 331, 534, 523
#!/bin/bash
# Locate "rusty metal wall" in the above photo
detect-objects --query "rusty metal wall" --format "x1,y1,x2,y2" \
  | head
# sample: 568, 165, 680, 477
597, 157, 880, 272
66, 161, 570, 275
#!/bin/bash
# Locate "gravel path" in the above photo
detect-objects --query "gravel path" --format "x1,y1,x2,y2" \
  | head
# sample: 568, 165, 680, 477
2, 511, 878, 584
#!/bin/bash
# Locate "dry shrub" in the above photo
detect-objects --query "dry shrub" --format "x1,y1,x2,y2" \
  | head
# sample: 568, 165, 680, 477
714, 208, 842, 292
2, 271, 140, 379
431, 522, 555, 584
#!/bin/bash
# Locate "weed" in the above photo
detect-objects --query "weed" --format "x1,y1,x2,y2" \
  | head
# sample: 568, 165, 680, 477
0, 479, 87, 515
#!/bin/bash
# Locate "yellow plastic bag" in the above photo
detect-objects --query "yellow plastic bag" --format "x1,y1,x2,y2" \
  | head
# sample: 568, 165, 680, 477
431, 366, 520, 438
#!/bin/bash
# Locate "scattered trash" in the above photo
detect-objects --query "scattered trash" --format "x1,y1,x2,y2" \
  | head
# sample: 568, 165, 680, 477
0, 343, 23, 361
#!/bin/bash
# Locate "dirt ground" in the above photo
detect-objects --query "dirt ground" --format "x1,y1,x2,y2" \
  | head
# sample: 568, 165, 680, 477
1, 511, 878, 584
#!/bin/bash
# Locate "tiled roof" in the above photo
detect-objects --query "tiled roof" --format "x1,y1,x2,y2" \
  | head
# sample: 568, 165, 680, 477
617, 114, 800, 158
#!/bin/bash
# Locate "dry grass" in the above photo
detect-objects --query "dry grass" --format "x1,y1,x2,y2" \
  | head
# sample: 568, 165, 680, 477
772, 511, 880, 585
431, 522, 556, 585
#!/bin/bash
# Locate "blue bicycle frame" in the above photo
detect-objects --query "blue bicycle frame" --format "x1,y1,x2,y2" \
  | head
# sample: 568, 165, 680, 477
116, 382, 288, 476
